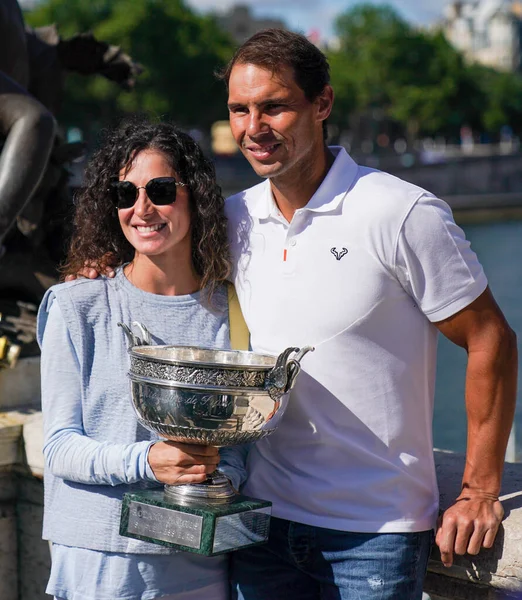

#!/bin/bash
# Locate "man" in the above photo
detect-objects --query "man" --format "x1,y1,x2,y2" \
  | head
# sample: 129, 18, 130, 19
218, 29, 517, 599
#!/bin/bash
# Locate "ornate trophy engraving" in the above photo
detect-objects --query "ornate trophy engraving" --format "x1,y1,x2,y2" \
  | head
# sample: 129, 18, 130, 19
118, 322, 313, 556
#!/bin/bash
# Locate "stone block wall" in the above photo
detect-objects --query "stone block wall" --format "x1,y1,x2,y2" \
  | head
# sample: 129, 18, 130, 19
0, 471, 51, 600
0, 484, 18, 600
424, 452, 522, 599
0, 357, 51, 600
17, 477, 51, 600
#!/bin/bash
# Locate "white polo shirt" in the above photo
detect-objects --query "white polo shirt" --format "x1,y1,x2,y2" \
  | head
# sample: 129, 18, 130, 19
225, 147, 487, 533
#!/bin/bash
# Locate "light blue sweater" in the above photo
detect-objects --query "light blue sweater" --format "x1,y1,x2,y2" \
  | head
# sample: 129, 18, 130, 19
37, 269, 231, 555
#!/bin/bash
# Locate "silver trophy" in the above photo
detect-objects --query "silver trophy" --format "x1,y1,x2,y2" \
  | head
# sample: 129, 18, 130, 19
118, 321, 313, 556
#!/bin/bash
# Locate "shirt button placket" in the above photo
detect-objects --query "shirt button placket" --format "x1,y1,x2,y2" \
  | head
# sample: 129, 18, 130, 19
283, 230, 298, 275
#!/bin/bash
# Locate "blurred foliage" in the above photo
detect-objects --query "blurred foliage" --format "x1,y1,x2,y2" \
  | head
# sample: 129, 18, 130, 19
23, 0, 522, 141
329, 3, 522, 139
25, 0, 235, 138
472, 64, 522, 133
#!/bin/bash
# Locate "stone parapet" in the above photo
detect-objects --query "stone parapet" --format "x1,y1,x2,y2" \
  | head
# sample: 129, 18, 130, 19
17, 475, 50, 600
0, 357, 41, 412
424, 451, 522, 599
0, 485, 18, 600
0, 357, 49, 600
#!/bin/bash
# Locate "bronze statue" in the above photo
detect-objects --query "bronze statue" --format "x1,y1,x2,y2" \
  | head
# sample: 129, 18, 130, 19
0, 1, 56, 255
0, 0, 141, 366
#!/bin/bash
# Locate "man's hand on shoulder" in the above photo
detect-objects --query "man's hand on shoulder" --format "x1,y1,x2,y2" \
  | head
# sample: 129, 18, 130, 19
64, 265, 115, 281
435, 489, 504, 567
64, 256, 116, 281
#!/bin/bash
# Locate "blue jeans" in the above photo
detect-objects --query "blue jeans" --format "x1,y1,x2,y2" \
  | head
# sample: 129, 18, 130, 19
231, 517, 433, 600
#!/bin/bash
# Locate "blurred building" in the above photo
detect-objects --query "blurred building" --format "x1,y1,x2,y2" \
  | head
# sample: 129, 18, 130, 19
17, 0, 40, 7
211, 120, 238, 155
216, 4, 286, 44
443, 1, 522, 71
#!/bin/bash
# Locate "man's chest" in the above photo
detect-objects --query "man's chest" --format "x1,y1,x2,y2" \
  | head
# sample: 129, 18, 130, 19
232, 216, 406, 351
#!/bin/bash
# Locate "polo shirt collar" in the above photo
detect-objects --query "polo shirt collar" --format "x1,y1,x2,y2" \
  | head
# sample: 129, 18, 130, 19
305, 147, 359, 213
248, 146, 359, 220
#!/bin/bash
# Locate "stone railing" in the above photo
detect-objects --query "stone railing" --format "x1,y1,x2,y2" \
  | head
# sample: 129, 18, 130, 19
1, 358, 521, 599
0, 357, 47, 600
425, 451, 522, 600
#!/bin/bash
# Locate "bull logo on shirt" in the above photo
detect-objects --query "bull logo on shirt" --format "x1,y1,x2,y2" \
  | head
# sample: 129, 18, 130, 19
330, 247, 348, 261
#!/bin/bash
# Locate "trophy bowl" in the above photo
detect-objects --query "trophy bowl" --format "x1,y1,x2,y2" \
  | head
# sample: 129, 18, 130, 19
118, 322, 313, 555
127, 344, 313, 448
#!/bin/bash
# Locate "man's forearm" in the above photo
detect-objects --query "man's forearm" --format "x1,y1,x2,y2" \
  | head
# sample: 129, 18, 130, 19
433, 289, 515, 565
461, 326, 517, 496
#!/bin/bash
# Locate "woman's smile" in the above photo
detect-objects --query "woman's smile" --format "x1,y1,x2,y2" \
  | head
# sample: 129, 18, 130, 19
133, 223, 167, 234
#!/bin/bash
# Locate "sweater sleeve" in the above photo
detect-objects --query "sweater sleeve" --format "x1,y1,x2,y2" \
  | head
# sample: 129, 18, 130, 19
40, 299, 157, 486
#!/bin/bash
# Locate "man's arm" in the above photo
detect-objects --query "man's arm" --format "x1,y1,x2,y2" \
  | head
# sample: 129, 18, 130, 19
434, 286, 517, 567
219, 444, 251, 491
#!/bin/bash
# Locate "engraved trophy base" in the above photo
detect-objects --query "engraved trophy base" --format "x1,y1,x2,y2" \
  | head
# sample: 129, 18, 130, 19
120, 481, 272, 556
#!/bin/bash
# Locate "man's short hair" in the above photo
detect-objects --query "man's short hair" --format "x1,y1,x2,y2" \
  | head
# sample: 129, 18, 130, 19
219, 28, 330, 104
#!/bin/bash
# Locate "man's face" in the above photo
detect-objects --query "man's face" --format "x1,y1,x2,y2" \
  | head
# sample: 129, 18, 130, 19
227, 63, 331, 182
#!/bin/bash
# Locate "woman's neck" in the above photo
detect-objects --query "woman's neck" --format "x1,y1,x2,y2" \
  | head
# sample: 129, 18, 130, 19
124, 254, 201, 296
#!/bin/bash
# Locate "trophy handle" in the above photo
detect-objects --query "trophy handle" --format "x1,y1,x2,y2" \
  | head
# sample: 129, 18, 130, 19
285, 346, 314, 391
265, 346, 314, 400
118, 321, 153, 348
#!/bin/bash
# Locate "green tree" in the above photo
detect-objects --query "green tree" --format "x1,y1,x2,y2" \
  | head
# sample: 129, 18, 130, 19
471, 65, 522, 135
387, 32, 484, 138
332, 3, 410, 112
25, 0, 235, 134
328, 3, 484, 139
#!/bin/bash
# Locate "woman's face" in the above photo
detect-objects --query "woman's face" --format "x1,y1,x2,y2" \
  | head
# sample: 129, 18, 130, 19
117, 149, 192, 261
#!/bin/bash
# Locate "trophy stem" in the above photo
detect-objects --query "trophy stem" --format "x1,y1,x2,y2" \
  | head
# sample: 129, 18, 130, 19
164, 470, 236, 504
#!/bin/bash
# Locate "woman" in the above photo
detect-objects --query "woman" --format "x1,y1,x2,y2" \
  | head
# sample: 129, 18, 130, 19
37, 120, 232, 600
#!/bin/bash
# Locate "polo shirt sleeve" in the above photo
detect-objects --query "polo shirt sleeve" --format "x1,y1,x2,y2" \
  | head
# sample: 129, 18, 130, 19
394, 194, 488, 322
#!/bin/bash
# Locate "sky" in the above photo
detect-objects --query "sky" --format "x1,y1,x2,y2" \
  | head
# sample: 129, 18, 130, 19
185, 0, 449, 41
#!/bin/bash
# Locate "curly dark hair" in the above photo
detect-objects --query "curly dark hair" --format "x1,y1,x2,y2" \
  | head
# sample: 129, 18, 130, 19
62, 118, 230, 301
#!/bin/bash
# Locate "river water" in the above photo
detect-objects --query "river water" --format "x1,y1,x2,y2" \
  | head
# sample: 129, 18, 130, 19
434, 219, 522, 460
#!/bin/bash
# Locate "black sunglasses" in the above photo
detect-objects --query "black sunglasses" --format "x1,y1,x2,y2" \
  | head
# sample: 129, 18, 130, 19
108, 177, 187, 209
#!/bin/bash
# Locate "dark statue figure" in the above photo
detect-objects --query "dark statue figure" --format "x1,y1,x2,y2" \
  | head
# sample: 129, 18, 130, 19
0, 0, 55, 254
0, 0, 141, 367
